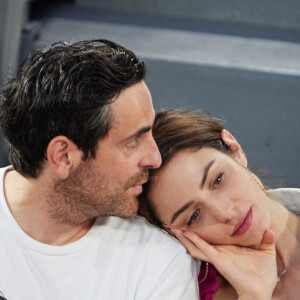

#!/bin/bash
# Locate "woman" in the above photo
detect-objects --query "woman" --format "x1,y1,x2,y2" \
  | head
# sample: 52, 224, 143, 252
139, 109, 300, 300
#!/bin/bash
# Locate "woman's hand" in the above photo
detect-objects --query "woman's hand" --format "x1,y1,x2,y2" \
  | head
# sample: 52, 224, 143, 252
172, 229, 277, 300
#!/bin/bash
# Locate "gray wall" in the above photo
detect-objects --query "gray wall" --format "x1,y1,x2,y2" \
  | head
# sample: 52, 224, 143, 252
76, 0, 300, 30
0, 0, 28, 86
146, 60, 300, 188
0, 0, 30, 166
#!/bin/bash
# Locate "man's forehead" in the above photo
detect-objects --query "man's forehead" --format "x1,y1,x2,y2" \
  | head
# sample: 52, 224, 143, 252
110, 84, 154, 124
105, 82, 155, 138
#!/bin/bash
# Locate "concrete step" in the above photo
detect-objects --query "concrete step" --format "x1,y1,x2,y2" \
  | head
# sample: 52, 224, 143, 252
75, 0, 300, 31
35, 15, 300, 76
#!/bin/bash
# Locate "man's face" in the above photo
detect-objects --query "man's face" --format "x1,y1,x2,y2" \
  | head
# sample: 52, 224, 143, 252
52, 81, 161, 223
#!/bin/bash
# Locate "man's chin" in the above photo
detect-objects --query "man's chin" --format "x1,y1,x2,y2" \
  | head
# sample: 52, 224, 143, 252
118, 196, 139, 219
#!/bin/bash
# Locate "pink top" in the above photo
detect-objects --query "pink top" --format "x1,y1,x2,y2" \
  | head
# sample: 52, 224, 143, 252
198, 262, 218, 300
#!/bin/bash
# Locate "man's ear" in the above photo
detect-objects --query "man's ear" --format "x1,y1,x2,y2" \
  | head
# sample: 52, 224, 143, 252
46, 136, 82, 179
221, 129, 247, 166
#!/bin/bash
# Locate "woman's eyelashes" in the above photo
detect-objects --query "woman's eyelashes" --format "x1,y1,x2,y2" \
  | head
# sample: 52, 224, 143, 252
185, 172, 225, 227
213, 171, 224, 189
187, 208, 201, 227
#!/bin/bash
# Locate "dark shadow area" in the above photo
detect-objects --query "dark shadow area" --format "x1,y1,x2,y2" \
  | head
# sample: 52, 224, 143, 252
30, 0, 75, 20
0, 133, 9, 167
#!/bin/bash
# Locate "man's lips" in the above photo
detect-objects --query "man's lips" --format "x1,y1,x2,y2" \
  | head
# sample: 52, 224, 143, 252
134, 179, 148, 187
231, 208, 253, 236
131, 180, 148, 194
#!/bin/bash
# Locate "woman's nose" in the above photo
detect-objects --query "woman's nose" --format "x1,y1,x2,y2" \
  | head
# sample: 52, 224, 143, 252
207, 197, 235, 223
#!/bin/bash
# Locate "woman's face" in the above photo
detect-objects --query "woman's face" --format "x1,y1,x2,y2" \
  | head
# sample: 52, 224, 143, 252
147, 147, 271, 248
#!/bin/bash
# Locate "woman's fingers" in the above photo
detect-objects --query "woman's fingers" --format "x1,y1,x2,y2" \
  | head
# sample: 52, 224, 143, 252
172, 229, 217, 262
259, 229, 275, 253
173, 228, 277, 299
171, 229, 207, 261
171, 229, 207, 260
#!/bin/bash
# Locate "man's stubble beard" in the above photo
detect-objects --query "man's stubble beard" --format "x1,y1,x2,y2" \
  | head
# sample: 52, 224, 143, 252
47, 159, 148, 225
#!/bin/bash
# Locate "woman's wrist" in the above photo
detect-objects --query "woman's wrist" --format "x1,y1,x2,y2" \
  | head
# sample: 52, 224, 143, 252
238, 290, 272, 300
237, 284, 273, 300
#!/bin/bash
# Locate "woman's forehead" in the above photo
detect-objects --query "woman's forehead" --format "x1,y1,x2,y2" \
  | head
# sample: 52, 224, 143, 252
148, 151, 203, 199
161, 147, 220, 174
148, 147, 234, 201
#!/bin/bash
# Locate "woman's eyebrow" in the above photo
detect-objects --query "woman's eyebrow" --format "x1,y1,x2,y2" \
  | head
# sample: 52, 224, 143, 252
200, 158, 216, 189
171, 201, 194, 223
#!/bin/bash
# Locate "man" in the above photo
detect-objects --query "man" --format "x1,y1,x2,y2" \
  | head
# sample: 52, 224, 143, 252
0, 40, 199, 299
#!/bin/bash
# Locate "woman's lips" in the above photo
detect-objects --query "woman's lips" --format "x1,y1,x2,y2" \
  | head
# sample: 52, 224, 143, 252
231, 208, 253, 236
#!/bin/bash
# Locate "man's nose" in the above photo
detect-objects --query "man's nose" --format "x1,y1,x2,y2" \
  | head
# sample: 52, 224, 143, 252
140, 136, 162, 169
207, 197, 235, 223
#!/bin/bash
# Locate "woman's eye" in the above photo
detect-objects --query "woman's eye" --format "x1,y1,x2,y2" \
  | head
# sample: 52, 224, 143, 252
214, 172, 224, 187
188, 208, 201, 226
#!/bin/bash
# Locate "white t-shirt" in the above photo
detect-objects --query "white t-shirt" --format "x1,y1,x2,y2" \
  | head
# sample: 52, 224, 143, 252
0, 166, 199, 300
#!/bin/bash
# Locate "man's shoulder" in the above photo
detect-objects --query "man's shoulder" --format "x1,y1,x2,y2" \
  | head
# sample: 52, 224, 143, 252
0, 166, 11, 176
102, 215, 186, 252
104, 214, 174, 240
92, 216, 199, 299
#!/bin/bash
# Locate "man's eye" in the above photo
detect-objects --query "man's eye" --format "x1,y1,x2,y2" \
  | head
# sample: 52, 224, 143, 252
188, 208, 201, 227
127, 137, 139, 148
214, 172, 224, 187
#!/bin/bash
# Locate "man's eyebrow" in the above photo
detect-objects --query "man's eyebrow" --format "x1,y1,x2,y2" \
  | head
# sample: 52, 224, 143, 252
123, 126, 152, 142
201, 158, 216, 189
171, 201, 194, 223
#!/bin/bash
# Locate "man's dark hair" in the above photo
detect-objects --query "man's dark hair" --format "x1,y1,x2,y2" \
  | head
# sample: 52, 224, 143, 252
0, 39, 146, 178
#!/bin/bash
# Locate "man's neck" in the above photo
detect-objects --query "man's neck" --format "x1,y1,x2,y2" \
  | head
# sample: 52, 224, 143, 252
3, 169, 94, 246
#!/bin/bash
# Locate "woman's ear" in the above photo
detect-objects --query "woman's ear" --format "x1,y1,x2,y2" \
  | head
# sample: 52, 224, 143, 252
221, 129, 247, 166
46, 136, 82, 179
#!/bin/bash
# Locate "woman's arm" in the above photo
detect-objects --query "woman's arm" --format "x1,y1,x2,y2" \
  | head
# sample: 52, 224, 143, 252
172, 229, 277, 300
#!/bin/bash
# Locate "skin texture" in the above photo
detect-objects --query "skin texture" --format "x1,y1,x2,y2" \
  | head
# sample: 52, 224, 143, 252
145, 130, 278, 299
4, 80, 161, 245
48, 80, 162, 224
146, 129, 300, 299
174, 228, 277, 300
148, 138, 271, 248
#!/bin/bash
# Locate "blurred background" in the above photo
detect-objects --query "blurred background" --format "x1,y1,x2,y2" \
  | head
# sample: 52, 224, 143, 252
0, 0, 299, 187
